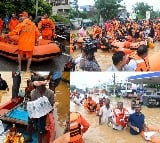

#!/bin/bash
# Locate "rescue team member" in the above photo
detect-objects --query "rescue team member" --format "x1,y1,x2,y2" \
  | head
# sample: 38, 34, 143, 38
8, 11, 40, 71
70, 112, 89, 143
126, 45, 150, 71
128, 104, 148, 135
8, 14, 19, 32
0, 16, 3, 34
99, 98, 112, 125
84, 95, 97, 112
38, 13, 55, 40
108, 102, 129, 130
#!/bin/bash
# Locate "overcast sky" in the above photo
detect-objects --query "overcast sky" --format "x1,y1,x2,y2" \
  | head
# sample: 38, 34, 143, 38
70, 72, 145, 89
78, 0, 160, 12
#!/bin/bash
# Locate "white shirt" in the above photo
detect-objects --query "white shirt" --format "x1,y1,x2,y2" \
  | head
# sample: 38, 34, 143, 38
107, 64, 127, 71
99, 105, 112, 124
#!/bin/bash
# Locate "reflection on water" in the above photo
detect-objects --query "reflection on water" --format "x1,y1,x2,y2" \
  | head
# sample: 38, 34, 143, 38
0, 72, 70, 138
70, 95, 160, 143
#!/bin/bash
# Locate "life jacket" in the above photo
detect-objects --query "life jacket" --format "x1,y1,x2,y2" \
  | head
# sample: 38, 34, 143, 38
129, 54, 150, 71
70, 112, 82, 143
41, 19, 52, 29
113, 108, 129, 128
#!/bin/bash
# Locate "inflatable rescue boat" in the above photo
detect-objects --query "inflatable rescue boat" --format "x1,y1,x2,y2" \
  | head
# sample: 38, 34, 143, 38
0, 37, 61, 62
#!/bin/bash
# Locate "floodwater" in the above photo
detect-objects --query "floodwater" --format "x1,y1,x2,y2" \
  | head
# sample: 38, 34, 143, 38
0, 71, 70, 138
70, 94, 160, 143
70, 28, 160, 71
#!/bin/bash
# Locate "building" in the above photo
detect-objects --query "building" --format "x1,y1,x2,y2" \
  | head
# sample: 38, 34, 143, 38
47, 0, 70, 17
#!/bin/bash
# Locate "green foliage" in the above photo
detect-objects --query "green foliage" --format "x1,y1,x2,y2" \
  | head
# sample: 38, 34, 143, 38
70, 8, 90, 19
50, 15, 69, 24
133, 2, 154, 19
0, 0, 52, 18
95, 0, 122, 20
70, 85, 77, 91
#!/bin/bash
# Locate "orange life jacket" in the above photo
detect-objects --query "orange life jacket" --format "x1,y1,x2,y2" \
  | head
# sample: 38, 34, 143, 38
70, 112, 82, 143
113, 108, 129, 128
130, 54, 150, 71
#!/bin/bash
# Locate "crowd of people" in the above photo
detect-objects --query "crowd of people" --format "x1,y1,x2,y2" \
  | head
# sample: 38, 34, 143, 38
71, 92, 150, 143
72, 17, 160, 71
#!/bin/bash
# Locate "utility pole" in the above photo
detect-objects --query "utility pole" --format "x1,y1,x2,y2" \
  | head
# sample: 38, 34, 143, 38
36, 0, 39, 16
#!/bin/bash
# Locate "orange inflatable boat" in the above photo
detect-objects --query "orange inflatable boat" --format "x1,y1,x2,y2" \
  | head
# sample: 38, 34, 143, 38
0, 37, 61, 62
141, 125, 160, 143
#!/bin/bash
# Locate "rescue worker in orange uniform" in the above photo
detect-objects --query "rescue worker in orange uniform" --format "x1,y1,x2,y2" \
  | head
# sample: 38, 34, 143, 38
92, 23, 102, 38
8, 11, 40, 71
126, 45, 150, 71
109, 102, 129, 130
38, 14, 55, 40
0, 16, 3, 34
8, 14, 19, 32
84, 95, 97, 112
70, 112, 89, 143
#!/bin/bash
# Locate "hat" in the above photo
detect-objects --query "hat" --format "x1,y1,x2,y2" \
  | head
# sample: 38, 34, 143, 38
19, 11, 28, 17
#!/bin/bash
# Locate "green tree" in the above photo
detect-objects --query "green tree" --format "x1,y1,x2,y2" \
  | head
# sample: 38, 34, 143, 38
132, 2, 154, 19
95, 0, 122, 21
70, 85, 77, 91
0, 0, 52, 18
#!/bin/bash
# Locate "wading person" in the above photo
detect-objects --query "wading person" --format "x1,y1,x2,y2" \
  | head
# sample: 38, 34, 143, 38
109, 102, 129, 130
99, 98, 112, 125
70, 112, 89, 143
128, 104, 148, 135
8, 11, 40, 71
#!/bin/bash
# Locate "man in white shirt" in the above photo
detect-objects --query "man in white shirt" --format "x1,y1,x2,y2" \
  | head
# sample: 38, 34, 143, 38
107, 51, 128, 71
99, 98, 112, 125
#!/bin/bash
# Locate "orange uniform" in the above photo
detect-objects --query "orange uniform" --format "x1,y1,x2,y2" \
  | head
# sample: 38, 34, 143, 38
0, 18, 3, 33
129, 54, 150, 71
9, 18, 19, 31
70, 112, 89, 143
38, 18, 55, 40
84, 98, 96, 112
8, 18, 40, 58
92, 25, 102, 38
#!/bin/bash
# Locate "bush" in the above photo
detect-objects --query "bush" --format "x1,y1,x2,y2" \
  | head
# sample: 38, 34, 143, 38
50, 15, 69, 24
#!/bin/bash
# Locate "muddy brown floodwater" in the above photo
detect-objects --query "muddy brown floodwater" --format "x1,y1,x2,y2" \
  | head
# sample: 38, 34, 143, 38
0, 71, 69, 139
70, 94, 160, 143
70, 28, 160, 71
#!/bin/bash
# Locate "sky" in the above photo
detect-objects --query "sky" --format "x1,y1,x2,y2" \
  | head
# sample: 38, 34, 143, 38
70, 72, 145, 89
78, 0, 160, 12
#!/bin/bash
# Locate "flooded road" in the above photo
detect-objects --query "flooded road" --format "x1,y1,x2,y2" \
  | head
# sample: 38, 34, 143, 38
0, 71, 70, 138
70, 29, 160, 71
70, 95, 160, 143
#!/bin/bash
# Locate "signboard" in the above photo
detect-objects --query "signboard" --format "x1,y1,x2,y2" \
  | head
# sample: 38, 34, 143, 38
146, 11, 150, 20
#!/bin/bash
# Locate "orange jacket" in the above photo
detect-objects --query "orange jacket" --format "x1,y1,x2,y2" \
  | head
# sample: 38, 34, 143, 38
8, 18, 40, 51
84, 99, 96, 112
113, 108, 129, 128
38, 18, 55, 31
130, 54, 150, 71
9, 18, 19, 31
70, 112, 89, 143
